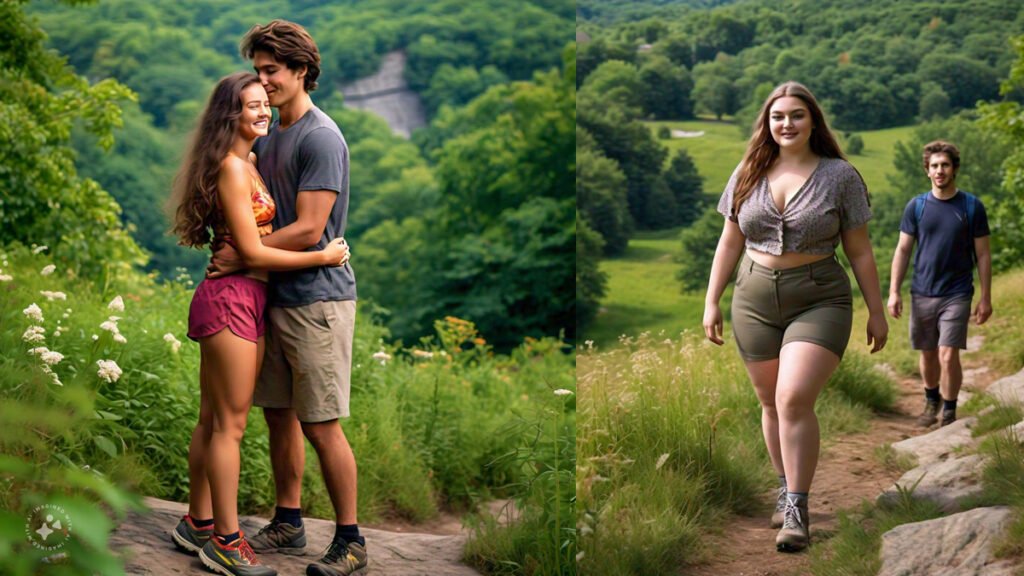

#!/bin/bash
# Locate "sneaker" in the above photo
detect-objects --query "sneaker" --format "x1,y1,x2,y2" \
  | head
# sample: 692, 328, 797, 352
770, 486, 786, 529
171, 515, 213, 555
940, 409, 956, 427
916, 399, 941, 427
199, 535, 278, 576
775, 496, 810, 553
248, 519, 306, 555
306, 540, 368, 576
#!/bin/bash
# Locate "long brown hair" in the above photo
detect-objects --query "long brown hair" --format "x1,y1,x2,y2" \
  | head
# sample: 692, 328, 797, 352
732, 81, 846, 217
240, 19, 321, 92
167, 72, 262, 248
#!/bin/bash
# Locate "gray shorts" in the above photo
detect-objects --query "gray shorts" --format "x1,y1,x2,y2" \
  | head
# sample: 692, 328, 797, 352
255, 300, 356, 422
910, 294, 971, 350
730, 254, 853, 362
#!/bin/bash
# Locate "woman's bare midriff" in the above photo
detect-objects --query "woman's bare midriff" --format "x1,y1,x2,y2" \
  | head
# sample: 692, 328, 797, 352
243, 269, 269, 283
746, 249, 833, 270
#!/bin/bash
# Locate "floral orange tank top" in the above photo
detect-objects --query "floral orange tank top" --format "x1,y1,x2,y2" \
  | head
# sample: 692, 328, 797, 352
213, 176, 276, 246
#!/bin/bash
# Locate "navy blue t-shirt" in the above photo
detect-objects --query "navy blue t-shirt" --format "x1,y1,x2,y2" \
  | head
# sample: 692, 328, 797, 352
900, 190, 989, 298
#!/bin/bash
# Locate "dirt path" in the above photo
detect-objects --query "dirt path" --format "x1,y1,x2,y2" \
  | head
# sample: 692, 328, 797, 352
686, 339, 999, 576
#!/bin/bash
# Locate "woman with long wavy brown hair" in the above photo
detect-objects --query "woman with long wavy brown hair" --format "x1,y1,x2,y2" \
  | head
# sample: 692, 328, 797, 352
702, 81, 888, 553
165, 71, 348, 576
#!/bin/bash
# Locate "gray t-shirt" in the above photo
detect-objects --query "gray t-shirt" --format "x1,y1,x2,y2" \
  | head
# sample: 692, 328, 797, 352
716, 156, 872, 255
253, 106, 356, 306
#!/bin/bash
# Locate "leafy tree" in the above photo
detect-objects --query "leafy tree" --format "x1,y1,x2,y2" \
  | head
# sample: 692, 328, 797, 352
580, 60, 644, 114
654, 33, 694, 68
639, 56, 694, 119
577, 215, 608, 334
918, 52, 1000, 111
662, 149, 705, 226
577, 141, 632, 255
0, 0, 145, 281
676, 206, 723, 292
693, 75, 738, 120
845, 133, 864, 155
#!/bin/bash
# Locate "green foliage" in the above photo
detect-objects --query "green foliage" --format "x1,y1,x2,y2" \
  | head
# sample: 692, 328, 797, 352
676, 206, 722, 292
576, 138, 632, 256
0, 0, 145, 281
846, 133, 865, 156
576, 216, 608, 335
980, 35, 1024, 273
638, 56, 694, 120
661, 149, 705, 227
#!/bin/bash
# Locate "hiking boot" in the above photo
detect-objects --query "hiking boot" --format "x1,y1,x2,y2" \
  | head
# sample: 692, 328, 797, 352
198, 535, 277, 576
171, 514, 213, 555
775, 496, 810, 553
306, 540, 368, 576
248, 519, 306, 555
770, 486, 786, 529
940, 409, 956, 427
916, 399, 941, 427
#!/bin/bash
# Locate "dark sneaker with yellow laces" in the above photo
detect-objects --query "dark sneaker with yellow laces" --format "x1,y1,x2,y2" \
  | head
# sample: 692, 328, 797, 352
306, 540, 368, 576
248, 519, 306, 555
199, 534, 278, 576
171, 515, 213, 555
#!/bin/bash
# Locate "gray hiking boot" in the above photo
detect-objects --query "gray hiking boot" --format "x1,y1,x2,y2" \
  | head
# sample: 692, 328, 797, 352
775, 495, 810, 553
770, 486, 786, 528
248, 519, 306, 555
916, 398, 941, 427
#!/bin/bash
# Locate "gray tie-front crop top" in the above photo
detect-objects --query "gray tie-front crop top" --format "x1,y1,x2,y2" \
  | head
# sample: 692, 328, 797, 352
716, 157, 872, 256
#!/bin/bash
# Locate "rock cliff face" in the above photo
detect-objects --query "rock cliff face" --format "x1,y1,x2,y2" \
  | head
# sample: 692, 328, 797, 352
339, 51, 426, 139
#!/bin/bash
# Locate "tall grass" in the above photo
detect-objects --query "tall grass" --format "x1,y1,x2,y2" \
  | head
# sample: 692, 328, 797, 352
0, 242, 575, 574
578, 331, 897, 575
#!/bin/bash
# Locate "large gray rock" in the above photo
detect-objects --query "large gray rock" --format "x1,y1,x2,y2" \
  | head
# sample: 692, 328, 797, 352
891, 415, 979, 466
339, 51, 426, 139
988, 368, 1024, 406
111, 497, 481, 575
879, 506, 1018, 576
878, 454, 986, 512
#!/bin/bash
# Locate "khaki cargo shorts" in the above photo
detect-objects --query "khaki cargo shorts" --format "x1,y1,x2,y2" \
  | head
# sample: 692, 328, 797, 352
731, 254, 853, 362
255, 300, 356, 422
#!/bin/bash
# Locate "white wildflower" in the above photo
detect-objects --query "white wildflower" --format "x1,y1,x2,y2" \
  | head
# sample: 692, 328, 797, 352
0, 273, 12, 282
91, 334, 99, 341
99, 320, 120, 334
553, 388, 574, 396
107, 315, 121, 322
96, 359, 122, 383
23, 303, 44, 322
372, 351, 392, 365
655, 453, 670, 470
28, 347, 49, 356
107, 295, 125, 312
40, 351, 64, 365
412, 349, 434, 359
50, 372, 63, 386
40, 264, 56, 276
576, 551, 585, 562
163, 333, 182, 353
22, 326, 46, 343
40, 290, 67, 301
32, 245, 48, 255
113, 333, 127, 344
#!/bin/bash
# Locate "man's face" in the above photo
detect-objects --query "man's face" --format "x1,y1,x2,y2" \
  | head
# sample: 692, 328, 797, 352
926, 152, 957, 191
253, 50, 306, 108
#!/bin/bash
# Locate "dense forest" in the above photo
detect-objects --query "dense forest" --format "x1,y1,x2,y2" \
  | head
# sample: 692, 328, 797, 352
12, 0, 575, 348
576, 0, 1024, 334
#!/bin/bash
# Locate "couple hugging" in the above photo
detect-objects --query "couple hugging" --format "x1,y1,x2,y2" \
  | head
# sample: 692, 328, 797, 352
166, 20, 365, 576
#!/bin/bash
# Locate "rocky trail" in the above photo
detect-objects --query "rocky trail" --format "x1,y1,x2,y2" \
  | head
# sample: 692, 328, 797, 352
110, 497, 484, 575
687, 336, 1024, 576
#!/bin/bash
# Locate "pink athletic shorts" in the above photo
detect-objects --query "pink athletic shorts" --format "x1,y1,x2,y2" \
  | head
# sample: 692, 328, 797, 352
187, 275, 267, 343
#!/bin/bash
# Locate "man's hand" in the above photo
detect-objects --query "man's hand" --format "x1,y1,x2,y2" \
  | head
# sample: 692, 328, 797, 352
207, 242, 244, 278
887, 292, 902, 319
973, 298, 992, 325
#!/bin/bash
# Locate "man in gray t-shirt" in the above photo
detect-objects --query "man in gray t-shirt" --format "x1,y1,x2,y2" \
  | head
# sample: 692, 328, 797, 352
208, 20, 368, 576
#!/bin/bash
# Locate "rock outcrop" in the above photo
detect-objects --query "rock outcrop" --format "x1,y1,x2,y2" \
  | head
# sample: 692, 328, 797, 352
339, 51, 426, 139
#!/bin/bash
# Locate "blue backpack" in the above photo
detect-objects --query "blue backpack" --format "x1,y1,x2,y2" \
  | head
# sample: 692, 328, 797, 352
913, 191, 978, 262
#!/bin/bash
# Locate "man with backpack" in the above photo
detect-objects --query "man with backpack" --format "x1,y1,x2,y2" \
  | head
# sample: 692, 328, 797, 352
888, 140, 992, 428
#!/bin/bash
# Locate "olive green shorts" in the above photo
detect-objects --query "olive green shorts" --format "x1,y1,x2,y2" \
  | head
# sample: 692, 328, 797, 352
730, 254, 853, 362
254, 300, 356, 423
